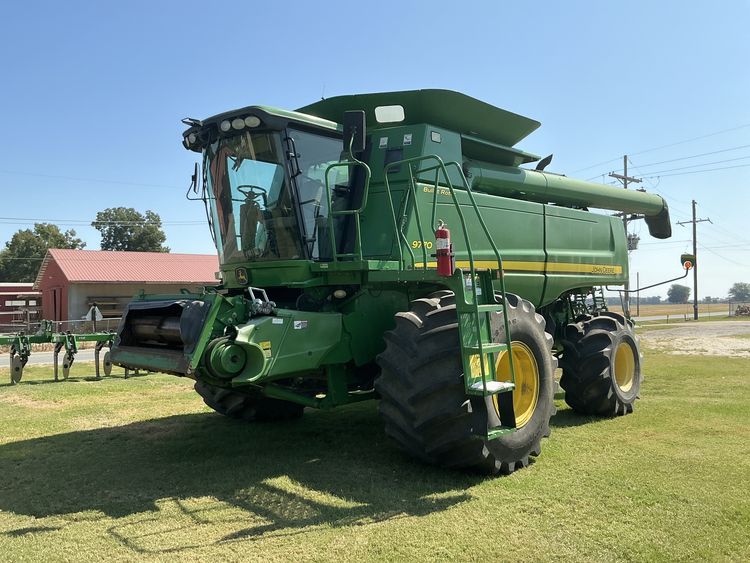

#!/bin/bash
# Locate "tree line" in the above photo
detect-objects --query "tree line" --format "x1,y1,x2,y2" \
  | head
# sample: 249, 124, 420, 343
0, 207, 168, 282
599, 283, 750, 307
666, 283, 750, 303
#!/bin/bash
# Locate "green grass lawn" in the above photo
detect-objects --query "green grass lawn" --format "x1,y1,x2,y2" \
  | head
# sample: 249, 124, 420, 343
0, 351, 748, 562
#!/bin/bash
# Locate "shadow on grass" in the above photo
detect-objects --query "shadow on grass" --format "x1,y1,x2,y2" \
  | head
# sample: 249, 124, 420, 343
0, 377, 97, 387
0, 403, 478, 551
3, 525, 63, 536
0, 373, 138, 387
550, 407, 603, 429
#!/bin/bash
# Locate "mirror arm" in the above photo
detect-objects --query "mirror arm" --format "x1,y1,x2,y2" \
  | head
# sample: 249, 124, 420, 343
186, 162, 203, 201
606, 268, 690, 294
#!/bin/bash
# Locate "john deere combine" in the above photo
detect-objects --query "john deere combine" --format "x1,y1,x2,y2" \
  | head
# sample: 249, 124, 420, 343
110, 90, 672, 474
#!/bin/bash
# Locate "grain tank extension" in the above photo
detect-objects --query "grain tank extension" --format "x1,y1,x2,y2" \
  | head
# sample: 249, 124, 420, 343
110, 90, 671, 474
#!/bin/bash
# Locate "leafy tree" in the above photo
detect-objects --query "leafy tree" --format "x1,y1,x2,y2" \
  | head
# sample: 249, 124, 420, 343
92, 207, 169, 252
667, 284, 691, 304
0, 223, 85, 282
728, 282, 750, 302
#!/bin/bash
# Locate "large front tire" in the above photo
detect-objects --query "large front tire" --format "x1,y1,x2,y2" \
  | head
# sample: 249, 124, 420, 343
375, 291, 556, 475
560, 312, 642, 416
194, 381, 305, 422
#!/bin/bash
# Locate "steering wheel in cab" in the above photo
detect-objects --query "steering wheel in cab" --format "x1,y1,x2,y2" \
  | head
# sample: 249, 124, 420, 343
237, 184, 268, 207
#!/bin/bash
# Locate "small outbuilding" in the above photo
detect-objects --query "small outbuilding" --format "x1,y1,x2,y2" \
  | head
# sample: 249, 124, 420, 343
0, 282, 42, 332
33, 249, 219, 321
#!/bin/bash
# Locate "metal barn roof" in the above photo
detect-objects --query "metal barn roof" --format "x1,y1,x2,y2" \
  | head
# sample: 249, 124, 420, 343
34, 249, 219, 288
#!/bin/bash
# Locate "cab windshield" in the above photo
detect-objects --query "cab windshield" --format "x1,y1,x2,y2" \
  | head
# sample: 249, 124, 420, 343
204, 129, 346, 263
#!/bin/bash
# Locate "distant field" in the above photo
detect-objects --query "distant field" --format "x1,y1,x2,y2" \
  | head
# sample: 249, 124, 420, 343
610, 302, 730, 317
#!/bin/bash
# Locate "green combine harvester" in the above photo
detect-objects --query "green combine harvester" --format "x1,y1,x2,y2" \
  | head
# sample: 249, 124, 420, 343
110, 90, 673, 474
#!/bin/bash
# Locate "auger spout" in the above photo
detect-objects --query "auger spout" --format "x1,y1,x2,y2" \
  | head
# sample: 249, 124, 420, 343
464, 160, 671, 238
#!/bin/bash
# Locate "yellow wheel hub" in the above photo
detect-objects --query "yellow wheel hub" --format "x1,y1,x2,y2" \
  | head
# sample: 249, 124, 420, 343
494, 342, 539, 428
614, 341, 636, 392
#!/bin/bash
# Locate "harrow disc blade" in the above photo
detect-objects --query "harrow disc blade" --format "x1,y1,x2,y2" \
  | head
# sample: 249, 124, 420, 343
10, 355, 24, 384
62, 356, 73, 380
103, 351, 112, 377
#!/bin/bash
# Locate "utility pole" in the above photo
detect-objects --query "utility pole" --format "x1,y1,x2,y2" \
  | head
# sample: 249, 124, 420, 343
636, 272, 640, 317
609, 156, 643, 315
609, 156, 643, 190
676, 200, 711, 320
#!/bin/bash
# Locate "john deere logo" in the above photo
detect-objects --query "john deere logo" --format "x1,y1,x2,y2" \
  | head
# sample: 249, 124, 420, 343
235, 268, 249, 285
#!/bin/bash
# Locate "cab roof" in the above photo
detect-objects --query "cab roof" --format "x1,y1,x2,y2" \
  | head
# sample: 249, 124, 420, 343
298, 89, 541, 148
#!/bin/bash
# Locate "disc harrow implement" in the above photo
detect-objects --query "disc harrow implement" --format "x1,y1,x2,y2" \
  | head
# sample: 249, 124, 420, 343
0, 320, 116, 384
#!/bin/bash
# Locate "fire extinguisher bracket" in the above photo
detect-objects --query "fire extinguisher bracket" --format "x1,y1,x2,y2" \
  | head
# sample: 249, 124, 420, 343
435, 220, 454, 277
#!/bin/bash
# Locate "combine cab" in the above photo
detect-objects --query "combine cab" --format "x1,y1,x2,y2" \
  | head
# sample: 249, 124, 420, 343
111, 90, 672, 473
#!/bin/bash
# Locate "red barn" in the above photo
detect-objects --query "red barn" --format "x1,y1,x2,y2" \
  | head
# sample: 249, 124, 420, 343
33, 249, 219, 321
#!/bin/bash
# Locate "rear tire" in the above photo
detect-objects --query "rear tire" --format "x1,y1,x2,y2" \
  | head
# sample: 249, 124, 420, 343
375, 291, 556, 474
560, 313, 642, 416
194, 381, 304, 422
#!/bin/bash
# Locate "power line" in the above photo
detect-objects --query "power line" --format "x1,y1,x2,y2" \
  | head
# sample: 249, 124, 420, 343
641, 163, 750, 178
571, 157, 622, 175
630, 123, 750, 156
705, 244, 750, 250
698, 242, 749, 266
0, 216, 203, 226
620, 165, 695, 222
626, 159, 694, 209
638, 239, 692, 246
571, 157, 745, 269
633, 143, 750, 168
692, 203, 750, 246
571, 122, 750, 175
700, 232, 748, 248
634, 154, 750, 176
639, 240, 750, 251
0, 169, 184, 190
703, 223, 750, 246
624, 165, 747, 256
699, 224, 750, 243
596, 155, 750, 180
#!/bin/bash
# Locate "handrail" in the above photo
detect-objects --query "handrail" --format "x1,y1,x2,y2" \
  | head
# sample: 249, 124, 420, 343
383, 155, 500, 273
394, 185, 417, 267
382, 154, 516, 395
381, 169, 408, 267
323, 149, 372, 261
406, 165, 429, 268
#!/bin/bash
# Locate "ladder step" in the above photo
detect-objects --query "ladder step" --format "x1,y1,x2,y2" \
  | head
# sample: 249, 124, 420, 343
465, 343, 507, 355
476, 304, 503, 313
486, 426, 516, 440
468, 380, 515, 395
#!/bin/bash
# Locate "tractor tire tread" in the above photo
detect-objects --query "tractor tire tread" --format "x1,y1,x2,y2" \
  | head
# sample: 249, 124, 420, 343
194, 381, 304, 422
560, 313, 642, 416
376, 291, 556, 475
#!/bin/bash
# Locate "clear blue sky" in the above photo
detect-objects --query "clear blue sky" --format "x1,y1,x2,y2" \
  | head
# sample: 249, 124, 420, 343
1, 1, 748, 299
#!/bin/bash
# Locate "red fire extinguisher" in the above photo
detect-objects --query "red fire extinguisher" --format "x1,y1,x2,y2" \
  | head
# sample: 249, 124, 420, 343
435, 220, 454, 277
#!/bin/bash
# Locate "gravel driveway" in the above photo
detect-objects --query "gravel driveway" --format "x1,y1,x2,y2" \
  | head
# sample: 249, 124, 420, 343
639, 320, 750, 357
